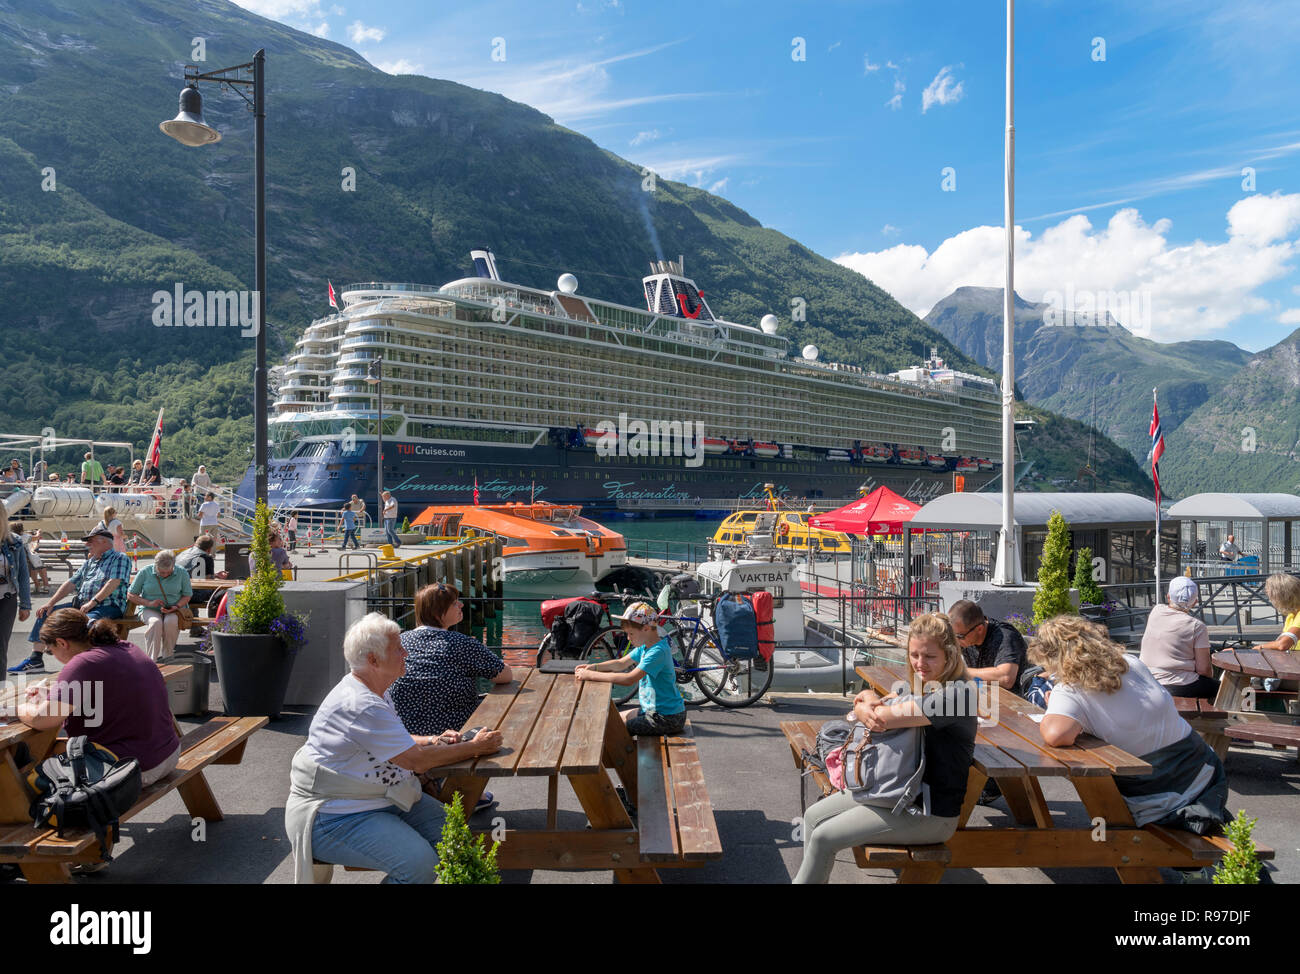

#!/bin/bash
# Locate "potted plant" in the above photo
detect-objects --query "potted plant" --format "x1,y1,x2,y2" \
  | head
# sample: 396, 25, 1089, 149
208, 500, 308, 719
435, 792, 500, 884
1031, 510, 1075, 625
1212, 810, 1264, 884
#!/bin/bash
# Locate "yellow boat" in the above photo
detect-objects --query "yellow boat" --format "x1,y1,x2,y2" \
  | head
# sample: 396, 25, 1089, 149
709, 486, 853, 556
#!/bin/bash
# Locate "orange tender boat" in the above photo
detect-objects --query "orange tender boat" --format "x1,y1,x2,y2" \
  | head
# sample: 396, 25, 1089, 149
412, 501, 627, 586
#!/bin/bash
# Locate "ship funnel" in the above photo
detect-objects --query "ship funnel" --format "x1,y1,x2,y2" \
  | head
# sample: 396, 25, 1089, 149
470, 249, 500, 281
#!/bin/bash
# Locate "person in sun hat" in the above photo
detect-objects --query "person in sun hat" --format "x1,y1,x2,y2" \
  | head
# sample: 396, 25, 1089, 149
1139, 575, 1216, 699
575, 600, 685, 737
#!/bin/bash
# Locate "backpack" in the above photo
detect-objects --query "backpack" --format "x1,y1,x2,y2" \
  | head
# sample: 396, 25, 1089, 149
28, 737, 142, 861
714, 593, 759, 659
800, 711, 926, 816
543, 598, 605, 658
743, 591, 775, 661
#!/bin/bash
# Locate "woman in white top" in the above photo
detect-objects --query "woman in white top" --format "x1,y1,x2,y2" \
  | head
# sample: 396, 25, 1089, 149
287, 613, 503, 883
192, 465, 212, 490
96, 506, 127, 555
1033, 615, 1228, 834
1139, 576, 1216, 698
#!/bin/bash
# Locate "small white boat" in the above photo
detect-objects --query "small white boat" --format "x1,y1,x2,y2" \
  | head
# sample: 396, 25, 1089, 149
753, 441, 779, 458
702, 437, 731, 455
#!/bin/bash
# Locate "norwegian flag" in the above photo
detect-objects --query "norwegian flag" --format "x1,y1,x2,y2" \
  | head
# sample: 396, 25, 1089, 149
473, 475, 480, 507
328, 280, 338, 310
145, 408, 164, 473
1149, 389, 1165, 508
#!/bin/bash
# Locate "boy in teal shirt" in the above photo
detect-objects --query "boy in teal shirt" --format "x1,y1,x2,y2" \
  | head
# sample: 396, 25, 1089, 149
575, 601, 686, 736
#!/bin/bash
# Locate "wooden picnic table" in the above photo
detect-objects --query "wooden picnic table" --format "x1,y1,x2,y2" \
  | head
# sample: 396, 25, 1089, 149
1209, 648, 1300, 757
0, 662, 267, 882
793, 663, 1255, 882
430, 667, 721, 882
190, 578, 240, 592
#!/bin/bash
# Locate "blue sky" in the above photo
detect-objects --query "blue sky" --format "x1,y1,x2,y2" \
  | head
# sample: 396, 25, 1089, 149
239, 0, 1300, 351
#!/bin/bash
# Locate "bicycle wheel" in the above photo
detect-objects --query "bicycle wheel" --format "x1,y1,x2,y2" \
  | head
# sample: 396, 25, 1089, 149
690, 629, 773, 708
665, 628, 708, 705
535, 633, 556, 667
582, 625, 638, 705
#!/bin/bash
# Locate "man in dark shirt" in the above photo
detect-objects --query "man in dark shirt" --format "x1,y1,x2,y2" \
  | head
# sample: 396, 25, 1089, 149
948, 599, 1029, 694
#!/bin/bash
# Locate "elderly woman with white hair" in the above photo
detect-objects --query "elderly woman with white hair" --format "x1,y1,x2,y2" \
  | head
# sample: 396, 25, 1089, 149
1139, 576, 1217, 698
285, 612, 503, 884
126, 549, 192, 660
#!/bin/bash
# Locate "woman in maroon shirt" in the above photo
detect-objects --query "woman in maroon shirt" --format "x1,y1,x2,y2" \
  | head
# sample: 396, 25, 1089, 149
19, 609, 180, 785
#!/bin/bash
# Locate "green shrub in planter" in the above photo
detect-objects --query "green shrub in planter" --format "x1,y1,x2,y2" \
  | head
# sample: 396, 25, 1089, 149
1213, 810, 1263, 884
1032, 510, 1074, 626
435, 792, 500, 884
1074, 546, 1106, 607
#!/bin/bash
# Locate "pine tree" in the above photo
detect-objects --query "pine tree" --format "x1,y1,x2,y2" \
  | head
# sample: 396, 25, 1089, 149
1032, 510, 1075, 624
1212, 810, 1262, 884
435, 792, 501, 884
1073, 545, 1106, 606
228, 500, 285, 634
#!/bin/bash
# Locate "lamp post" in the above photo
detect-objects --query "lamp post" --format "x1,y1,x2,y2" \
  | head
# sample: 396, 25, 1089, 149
160, 50, 268, 506
365, 356, 384, 524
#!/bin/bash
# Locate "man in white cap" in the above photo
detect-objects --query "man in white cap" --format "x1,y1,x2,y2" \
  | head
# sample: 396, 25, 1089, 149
1139, 576, 1217, 698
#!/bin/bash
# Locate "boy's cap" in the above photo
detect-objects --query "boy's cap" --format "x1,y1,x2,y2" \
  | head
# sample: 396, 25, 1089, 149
614, 601, 659, 626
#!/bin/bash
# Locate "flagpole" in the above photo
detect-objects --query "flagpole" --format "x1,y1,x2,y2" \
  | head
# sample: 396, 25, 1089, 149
1153, 387, 1161, 605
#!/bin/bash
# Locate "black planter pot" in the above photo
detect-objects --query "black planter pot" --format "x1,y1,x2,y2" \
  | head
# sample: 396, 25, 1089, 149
210, 631, 296, 719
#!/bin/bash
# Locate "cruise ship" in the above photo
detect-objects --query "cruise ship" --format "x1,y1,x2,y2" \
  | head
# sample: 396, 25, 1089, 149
238, 251, 1003, 517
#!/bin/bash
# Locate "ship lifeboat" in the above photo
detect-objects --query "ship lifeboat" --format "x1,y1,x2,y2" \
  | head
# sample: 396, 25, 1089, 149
898, 448, 924, 465
702, 437, 731, 455
925, 454, 947, 470
862, 445, 891, 463
752, 442, 779, 459
582, 427, 612, 448
955, 457, 979, 474
977, 457, 995, 471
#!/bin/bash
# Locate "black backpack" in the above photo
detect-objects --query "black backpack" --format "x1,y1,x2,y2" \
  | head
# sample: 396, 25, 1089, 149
28, 737, 142, 861
550, 599, 605, 657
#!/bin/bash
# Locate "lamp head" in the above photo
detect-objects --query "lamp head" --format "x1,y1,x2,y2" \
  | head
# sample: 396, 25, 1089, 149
160, 85, 221, 146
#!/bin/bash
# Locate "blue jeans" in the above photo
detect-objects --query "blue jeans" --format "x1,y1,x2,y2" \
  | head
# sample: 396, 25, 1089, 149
29, 600, 124, 648
341, 528, 360, 550
311, 797, 445, 884
384, 519, 400, 547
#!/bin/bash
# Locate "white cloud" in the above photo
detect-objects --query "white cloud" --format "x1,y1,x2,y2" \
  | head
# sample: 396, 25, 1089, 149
1279, 309, 1300, 324
708, 177, 729, 194
882, 224, 900, 236
630, 129, 661, 146
886, 78, 904, 111
374, 58, 425, 75
348, 20, 386, 44
309, 21, 329, 37
828, 41, 842, 52
231, 0, 326, 16
863, 54, 880, 73
834, 193, 1300, 342
921, 65, 965, 113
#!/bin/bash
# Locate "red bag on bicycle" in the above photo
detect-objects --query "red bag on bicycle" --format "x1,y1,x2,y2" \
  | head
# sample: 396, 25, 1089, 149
744, 591, 775, 661
541, 597, 604, 658
540, 596, 599, 629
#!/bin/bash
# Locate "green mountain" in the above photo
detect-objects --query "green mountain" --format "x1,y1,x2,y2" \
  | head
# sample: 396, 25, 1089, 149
0, 0, 1144, 490
1161, 330, 1300, 495
925, 286, 1252, 471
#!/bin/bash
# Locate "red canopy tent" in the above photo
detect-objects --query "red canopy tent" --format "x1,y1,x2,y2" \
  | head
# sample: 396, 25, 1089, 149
808, 486, 922, 535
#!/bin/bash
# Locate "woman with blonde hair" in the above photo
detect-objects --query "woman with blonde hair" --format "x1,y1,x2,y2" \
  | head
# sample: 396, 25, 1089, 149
794, 612, 977, 884
1255, 573, 1300, 651
1032, 615, 1228, 834
95, 505, 127, 554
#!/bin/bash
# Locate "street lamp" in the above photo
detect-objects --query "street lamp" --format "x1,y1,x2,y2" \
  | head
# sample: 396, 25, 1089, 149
365, 356, 384, 524
160, 50, 268, 506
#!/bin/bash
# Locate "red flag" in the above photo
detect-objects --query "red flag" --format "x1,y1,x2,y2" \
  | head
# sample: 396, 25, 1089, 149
473, 475, 480, 506
328, 280, 338, 310
145, 408, 164, 472
1149, 391, 1165, 506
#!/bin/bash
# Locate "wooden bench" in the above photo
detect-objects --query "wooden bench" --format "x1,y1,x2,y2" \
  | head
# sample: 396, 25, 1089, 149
108, 617, 145, 641
0, 701, 267, 883
1225, 722, 1300, 755
633, 722, 722, 865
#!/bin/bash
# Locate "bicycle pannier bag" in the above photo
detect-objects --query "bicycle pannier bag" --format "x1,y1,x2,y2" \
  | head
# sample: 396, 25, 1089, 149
743, 591, 775, 661
558, 598, 605, 657
714, 594, 759, 660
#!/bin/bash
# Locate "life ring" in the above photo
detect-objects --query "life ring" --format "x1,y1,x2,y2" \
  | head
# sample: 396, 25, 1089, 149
779, 522, 790, 538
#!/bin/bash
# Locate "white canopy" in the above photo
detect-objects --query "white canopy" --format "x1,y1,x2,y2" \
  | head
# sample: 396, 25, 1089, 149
910, 491, 1162, 531
1167, 493, 1300, 521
